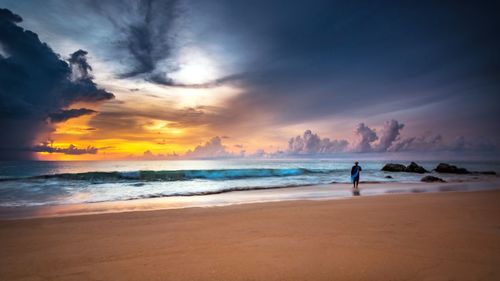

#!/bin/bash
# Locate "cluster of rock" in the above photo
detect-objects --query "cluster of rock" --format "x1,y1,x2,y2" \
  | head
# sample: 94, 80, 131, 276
434, 163, 496, 175
434, 163, 469, 174
381, 162, 428, 173
382, 162, 496, 175
381, 162, 497, 183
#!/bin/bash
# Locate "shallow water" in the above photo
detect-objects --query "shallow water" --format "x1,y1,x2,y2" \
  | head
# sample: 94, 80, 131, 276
0, 159, 498, 207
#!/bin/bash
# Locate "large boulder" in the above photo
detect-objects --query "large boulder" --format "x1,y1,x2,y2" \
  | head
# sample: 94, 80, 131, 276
381, 163, 406, 172
421, 175, 446, 182
405, 162, 428, 174
435, 163, 470, 174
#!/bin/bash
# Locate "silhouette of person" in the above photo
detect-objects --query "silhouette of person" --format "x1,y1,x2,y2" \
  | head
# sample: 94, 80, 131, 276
351, 161, 362, 190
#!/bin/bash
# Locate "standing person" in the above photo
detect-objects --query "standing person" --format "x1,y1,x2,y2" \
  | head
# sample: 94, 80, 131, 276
351, 161, 362, 190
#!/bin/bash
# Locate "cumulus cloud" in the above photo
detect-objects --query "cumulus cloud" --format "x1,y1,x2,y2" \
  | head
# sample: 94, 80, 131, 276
0, 8, 114, 159
374, 120, 404, 152
184, 136, 235, 159
352, 120, 404, 152
353, 123, 378, 152
288, 130, 348, 155
33, 142, 98, 155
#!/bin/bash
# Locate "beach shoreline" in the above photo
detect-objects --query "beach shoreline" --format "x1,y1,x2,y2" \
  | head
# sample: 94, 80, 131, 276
1, 189, 500, 280
1, 180, 499, 220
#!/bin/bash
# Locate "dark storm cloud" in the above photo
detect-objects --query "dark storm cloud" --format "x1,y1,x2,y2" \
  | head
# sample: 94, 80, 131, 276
0, 7, 21, 23
48, 108, 97, 123
0, 8, 114, 159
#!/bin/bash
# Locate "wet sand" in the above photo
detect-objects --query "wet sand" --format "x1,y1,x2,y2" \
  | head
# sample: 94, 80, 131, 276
2, 181, 499, 219
1, 190, 500, 280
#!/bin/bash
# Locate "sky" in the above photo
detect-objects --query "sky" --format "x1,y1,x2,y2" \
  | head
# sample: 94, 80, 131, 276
0, 0, 499, 160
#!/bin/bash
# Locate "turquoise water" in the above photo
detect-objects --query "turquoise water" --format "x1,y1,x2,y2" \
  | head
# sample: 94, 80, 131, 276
0, 159, 498, 207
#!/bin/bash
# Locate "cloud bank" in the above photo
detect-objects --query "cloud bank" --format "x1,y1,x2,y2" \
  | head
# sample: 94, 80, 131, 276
281, 120, 498, 157
132, 119, 499, 160
0, 8, 114, 159
33, 142, 98, 155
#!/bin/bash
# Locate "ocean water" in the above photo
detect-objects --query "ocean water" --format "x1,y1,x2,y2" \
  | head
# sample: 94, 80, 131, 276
0, 159, 498, 208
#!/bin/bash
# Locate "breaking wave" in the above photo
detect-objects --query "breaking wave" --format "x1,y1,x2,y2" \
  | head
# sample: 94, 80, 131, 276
2, 168, 334, 183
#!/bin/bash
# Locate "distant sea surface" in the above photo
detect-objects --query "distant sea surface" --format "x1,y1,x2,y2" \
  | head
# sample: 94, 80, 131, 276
0, 159, 499, 207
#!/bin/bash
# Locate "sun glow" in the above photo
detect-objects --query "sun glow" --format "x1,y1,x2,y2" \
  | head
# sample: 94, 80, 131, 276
169, 48, 219, 85
143, 120, 185, 135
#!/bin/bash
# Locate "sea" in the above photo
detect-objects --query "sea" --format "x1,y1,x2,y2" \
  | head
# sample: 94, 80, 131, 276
1, 159, 499, 212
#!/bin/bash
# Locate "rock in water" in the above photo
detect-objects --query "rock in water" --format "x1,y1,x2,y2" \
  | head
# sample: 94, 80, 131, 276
405, 162, 428, 173
385, 175, 393, 179
421, 175, 446, 182
382, 162, 428, 173
381, 163, 406, 172
435, 163, 470, 174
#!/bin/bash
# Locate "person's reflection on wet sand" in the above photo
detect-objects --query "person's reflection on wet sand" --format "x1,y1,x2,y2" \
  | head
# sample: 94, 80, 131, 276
352, 189, 361, 196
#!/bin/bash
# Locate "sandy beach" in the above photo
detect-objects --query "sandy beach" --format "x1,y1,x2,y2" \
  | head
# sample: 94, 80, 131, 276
2, 1, 499, 280
1, 189, 499, 281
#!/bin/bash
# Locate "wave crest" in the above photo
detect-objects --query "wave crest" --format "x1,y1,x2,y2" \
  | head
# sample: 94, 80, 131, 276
7, 168, 334, 183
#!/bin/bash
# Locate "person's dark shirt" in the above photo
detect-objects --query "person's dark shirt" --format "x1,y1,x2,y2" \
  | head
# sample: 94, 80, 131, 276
351, 165, 362, 176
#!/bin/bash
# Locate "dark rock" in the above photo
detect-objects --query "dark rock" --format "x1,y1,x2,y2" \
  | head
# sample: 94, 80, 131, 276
475, 171, 497, 175
434, 163, 470, 174
421, 175, 446, 183
405, 162, 428, 174
381, 163, 406, 172
382, 162, 428, 173
385, 175, 393, 179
